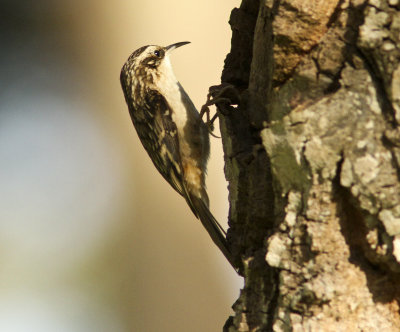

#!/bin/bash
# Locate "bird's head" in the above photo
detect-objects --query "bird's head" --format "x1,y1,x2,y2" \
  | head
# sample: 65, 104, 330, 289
124, 42, 190, 79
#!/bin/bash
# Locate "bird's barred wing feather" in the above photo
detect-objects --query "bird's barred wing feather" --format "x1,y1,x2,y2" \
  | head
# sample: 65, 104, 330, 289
133, 89, 185, 197
138, 93, 233, 262
120, 73, 198, 212
135, 92, 234, 266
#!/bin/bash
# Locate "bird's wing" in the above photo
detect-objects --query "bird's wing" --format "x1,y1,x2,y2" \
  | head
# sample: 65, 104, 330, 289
132, 89, 187, 197
120, 71, 187, 197
138, 93, 235, 268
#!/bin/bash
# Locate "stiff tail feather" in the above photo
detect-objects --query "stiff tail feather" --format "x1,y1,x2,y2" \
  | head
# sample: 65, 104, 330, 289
189, 194, 237, 270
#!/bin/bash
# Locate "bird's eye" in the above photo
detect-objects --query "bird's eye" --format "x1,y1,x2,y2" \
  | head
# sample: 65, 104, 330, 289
154, 50, 160, 57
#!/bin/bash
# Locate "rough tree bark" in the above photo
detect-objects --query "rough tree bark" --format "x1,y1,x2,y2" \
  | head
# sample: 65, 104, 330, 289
214, 0, 400, 331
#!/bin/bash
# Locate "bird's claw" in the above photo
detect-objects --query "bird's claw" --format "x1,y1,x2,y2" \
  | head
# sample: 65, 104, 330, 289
200, 83, 240, 138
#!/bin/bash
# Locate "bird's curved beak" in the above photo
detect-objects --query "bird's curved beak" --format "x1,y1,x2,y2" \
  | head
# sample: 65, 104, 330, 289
165, 41, 191, 53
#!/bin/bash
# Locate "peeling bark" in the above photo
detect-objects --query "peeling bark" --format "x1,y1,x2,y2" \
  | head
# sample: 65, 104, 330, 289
217, 0, 400, 331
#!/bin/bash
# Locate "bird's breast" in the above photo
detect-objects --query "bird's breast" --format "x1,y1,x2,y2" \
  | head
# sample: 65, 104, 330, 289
155, 58, 192, 136
163, 82, 188, 134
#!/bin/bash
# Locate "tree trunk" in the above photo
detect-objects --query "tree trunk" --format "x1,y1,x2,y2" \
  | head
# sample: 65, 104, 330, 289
216, 0, 400, 330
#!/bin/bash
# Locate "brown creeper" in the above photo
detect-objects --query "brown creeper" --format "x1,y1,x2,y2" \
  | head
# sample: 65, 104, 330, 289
120, 42, 236, 270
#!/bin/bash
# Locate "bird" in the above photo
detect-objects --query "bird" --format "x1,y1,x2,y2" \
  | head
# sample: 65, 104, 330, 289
120, 41, 236, 270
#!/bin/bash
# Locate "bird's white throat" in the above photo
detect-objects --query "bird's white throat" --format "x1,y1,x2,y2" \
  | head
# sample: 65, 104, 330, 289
156, 56, 189, 133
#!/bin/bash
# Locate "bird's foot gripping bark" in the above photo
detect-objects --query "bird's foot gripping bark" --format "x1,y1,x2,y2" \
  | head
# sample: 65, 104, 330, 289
200, 83, 240, 138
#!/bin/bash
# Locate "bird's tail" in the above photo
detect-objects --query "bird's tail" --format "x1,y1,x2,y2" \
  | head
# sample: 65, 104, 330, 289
189, 193, 237, 270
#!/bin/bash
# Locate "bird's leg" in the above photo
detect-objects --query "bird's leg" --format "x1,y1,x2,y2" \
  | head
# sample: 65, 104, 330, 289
200, 104, 220, 138
200, 83, 240, 138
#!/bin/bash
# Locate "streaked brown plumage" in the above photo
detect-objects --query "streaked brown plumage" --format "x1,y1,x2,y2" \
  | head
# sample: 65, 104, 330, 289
120, 42, 236, 270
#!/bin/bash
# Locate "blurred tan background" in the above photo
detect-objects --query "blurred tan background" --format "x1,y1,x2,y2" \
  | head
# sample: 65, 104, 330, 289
0, 1, 242, 331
